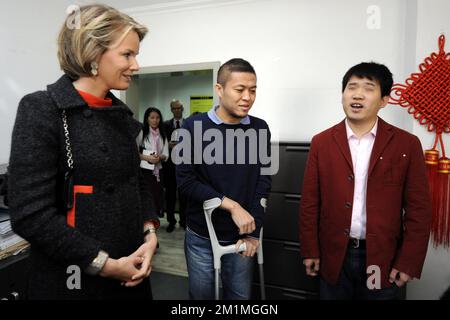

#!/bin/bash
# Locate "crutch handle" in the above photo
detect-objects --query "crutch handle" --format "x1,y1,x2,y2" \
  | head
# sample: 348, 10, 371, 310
222, 242, 247, 255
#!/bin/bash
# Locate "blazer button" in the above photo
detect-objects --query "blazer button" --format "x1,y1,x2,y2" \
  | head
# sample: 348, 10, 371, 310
344, 228, 350, 235
345, 201, 352, 208
348, 174, 354, 181
83, 109, 93, 118
105, 184, 115, 193
99, 143, 108, 153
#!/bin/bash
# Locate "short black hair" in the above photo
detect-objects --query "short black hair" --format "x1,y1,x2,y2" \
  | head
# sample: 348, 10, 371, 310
217, 58, 256, 86
342, 62, 393, 97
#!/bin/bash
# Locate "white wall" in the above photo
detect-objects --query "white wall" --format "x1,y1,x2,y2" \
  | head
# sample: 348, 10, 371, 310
0, 1, 68, 164
130, 0, 412, 143
137, 73, 213, 123
406, 0, 450, 300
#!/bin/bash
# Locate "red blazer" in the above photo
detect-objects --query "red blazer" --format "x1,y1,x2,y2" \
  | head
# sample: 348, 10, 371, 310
299, 118, 432, 288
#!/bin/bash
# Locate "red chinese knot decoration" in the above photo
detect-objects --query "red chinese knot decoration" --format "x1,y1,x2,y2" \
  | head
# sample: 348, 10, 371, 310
390, 34, 450, 248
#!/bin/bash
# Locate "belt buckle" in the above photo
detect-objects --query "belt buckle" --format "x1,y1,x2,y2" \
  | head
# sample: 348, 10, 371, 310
351, 238, 359, 248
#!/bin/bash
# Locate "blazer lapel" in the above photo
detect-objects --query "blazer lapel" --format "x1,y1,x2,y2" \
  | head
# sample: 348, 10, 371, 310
333, 120, 353, 172
368, 118, 394, 176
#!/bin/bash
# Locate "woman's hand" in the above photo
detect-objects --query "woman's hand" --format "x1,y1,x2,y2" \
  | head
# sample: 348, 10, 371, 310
99, 233, 157, 287
99, 255, 145, 282
146, 154, 160, 164
122, 233, 158, 287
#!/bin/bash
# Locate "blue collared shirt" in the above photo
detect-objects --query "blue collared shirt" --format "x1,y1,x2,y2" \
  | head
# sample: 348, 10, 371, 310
207, 105, 251, 125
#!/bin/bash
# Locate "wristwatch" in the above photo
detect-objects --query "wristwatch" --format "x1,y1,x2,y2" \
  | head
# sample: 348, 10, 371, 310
85, 250, 109, 276
143, 225, 156, 237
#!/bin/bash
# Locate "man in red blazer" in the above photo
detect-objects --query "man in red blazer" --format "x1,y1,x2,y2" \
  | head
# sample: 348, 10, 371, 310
299, 62, 432, 299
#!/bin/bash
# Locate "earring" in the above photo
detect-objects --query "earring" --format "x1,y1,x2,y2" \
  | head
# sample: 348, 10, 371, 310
91, 61, 98, 76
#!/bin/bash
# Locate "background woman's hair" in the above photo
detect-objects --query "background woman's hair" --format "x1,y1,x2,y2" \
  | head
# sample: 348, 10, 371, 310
57, 4, 148, 79
142, 107, 167, 142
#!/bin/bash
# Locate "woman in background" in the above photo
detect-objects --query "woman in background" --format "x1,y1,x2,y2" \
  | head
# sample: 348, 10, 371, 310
140, 107, 168, 218
8, 5, 159, 299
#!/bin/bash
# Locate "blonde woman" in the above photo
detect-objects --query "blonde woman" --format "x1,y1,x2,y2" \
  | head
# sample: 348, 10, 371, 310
8, 5, 159, 299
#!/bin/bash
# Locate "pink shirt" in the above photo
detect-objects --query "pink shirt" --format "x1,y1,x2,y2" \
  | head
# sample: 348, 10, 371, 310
345, 119, 378, 240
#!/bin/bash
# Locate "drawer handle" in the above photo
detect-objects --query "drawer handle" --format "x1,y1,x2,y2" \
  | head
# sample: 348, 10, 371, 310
284, 194, 301, 200
286, 146, 310, 152
283, 292, 308, 300
283, 243, 300, 252
281, 288, 314, 300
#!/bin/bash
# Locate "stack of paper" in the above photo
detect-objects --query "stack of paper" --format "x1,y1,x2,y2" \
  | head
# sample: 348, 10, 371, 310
0, 219, 25, 250
0, 219, 12, 234
0, 212, 29, 259
140, 149, 155, 170
0, 240, 29, 260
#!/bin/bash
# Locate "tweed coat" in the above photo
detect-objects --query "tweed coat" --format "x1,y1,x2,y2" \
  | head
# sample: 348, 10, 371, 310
8, 74, 158, 299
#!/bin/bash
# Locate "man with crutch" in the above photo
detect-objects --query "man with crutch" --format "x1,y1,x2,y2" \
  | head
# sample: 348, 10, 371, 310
176, 58, 272, 300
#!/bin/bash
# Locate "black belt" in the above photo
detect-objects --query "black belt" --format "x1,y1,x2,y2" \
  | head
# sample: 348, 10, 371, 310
348, 237, 366, 249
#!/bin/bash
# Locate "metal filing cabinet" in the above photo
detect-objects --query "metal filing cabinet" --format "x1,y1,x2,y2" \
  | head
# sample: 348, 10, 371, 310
0, 250, 29, 300
253, 142, 319, 300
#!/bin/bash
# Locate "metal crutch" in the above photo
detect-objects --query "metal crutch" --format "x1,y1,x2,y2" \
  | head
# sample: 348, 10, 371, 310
258, 198, 266, 300
203, 197, 266, 300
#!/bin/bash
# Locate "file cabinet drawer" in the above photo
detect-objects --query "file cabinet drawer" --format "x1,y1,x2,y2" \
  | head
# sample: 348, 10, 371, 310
270, 143, 309, 194
252, 283, 318, 300
254, 239, 318, 293
0, 252, 29, 300
264, 192, 301, 242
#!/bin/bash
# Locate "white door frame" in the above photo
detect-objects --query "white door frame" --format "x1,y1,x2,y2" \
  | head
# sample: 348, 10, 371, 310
121, 61, 221, 118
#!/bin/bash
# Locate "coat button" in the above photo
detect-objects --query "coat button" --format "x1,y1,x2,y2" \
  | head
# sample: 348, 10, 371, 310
99, 143, 108, 153
345, 201, 352, 208
105, 184, 115, 193
83, 109, 93, 118
348, 174, 354, 181
344, 228, 350, 235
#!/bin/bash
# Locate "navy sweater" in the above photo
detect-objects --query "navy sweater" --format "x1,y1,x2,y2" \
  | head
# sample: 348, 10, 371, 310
176, 112, 272, 241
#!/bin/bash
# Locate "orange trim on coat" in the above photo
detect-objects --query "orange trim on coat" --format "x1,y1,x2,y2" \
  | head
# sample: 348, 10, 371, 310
76, 89, 112, 108
67, 185, 94, 227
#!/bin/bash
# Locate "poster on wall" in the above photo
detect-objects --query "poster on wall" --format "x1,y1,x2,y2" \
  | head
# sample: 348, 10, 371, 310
190, 96, 213, 115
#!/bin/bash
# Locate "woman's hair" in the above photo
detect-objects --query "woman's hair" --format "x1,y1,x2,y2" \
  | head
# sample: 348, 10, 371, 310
142, 107, 166, 142
57, 4, 148, 79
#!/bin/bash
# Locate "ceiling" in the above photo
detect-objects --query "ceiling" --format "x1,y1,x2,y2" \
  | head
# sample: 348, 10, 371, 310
74, 0, 252, 11
74, 0, 219, 10
75, 0, 181, 10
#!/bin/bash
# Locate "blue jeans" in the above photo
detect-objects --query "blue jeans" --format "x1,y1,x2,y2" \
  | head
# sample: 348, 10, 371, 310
320, 246, 399, 300
184, 228, 254, 300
